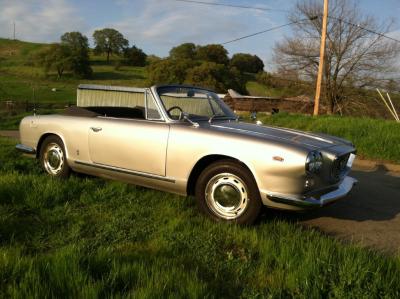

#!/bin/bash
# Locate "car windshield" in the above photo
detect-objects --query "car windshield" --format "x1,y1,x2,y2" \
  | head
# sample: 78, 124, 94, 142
156, 86, 236, 121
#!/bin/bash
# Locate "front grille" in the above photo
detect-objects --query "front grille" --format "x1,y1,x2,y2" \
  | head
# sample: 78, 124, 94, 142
331, 153, 350, 181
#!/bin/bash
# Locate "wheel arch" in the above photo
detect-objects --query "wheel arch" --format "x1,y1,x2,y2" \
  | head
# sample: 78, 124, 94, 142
36, 132, 68, 159
186, 154, 257, 196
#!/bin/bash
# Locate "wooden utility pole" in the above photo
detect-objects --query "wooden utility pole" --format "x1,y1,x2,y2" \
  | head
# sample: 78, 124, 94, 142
13, 22, 15, 40
313, 0, 329, 116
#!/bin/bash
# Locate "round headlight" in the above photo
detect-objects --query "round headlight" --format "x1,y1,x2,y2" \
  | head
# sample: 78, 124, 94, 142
306, 151, 323, 173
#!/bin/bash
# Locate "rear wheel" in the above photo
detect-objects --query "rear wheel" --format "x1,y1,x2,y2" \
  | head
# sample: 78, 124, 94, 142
39, 135, 71, 178
195, 159, 261, 224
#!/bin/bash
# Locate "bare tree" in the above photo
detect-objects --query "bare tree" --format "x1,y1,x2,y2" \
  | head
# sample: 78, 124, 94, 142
274, 0, 400, 114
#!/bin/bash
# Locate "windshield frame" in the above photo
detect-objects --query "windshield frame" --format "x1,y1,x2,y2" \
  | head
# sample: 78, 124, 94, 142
154, 85, 237, 122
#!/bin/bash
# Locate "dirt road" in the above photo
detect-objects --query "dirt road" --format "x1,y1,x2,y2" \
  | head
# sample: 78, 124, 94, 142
1, 130, 399, 253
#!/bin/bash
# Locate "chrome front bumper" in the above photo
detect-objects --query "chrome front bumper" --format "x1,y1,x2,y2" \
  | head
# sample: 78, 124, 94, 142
267, 176, 358, 208
16, 144, 36, 155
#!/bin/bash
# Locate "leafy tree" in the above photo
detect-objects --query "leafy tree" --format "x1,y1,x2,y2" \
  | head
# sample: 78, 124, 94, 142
196, 44, 229, 65
93, 28, 129, 62
184, 62, 246, 93
169, 43, 197, 60
146, 54, 162, 65
274, 0, 400, 114
147, 59, 197, 85
124, 45, 147, 66
37, 43, 73, 79
61, 31, 89, 52
60, 31, 92, 78
230, 53, 264, 73
148, 43, 250, 93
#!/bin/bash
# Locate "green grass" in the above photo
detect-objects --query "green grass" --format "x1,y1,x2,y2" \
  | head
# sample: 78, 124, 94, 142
252, 113, 400, 163
0, 136, 400, 298
0, 38, 148, 104
246, 81, 301, 98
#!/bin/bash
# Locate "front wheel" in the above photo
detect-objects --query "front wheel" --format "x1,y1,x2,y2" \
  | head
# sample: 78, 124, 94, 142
195, 160, 262, 224
39, 135, 71, 178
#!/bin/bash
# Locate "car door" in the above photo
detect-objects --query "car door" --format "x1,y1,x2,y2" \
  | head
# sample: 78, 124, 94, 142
88, 118, 169, 176
87, 90, 169, 177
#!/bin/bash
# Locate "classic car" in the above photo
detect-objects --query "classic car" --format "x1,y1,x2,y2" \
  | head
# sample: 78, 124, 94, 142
16, 84, 357, 224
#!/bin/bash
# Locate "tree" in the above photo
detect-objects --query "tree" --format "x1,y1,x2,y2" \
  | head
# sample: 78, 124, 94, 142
273, 0, 400, 114
61, 31, 92, 78
146, 54, 162, 65
230, 53, 264, 73
124, 45, 147, 66
61, 31, 89, 52
385, 79, 400, 94
147, 59, 197, 85
93, 28, 129, 62
184, 62, 246, 93
169, 43, 197, 60
196, 44, 229, 65
37, 43, 73, 79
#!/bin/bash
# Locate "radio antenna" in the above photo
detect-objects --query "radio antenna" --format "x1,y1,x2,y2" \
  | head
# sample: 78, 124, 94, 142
32, 86, 36, 116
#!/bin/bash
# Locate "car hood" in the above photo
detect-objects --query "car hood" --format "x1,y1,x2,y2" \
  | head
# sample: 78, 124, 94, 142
209, 121, 353, 150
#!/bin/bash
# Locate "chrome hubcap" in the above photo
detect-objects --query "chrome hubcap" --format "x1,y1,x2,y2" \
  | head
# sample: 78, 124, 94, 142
205, 173, 249, 220
43, 143, 64, 175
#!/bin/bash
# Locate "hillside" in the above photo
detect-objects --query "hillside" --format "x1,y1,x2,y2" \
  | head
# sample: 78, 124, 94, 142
0, 38, 149, 104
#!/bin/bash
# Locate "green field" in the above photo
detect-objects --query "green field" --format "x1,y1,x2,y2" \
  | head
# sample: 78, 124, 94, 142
0, 136, 399, 298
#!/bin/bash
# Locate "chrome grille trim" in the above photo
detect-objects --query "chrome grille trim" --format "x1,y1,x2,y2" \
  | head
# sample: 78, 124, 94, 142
331, 153, 351, 181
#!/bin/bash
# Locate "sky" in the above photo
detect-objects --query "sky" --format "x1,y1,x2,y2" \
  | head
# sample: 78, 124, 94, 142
1, 0, 399, 68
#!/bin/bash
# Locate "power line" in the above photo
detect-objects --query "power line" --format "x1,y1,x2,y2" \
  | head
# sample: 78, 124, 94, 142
174, 0, 289, 13
327, 16, 400, 44
222, 18, 315, 45
175, 0, 400, 44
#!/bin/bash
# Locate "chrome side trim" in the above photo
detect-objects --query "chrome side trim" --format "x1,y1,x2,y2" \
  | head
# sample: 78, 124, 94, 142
74, 160, 175, 183
16, 144, 36, 155
267, 176, 358, 208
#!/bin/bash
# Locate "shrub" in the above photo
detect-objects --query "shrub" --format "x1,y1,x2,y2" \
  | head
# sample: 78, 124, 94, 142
230, 53, 264, 73
124, 46, 147, 67
147, 58, 198, 85
196, 44, 229, 65
184, 62, 246, 94
169, 43, 197, 60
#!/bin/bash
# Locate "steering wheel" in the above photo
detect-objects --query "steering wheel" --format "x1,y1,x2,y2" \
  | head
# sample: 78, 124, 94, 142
167, 106, 183, 118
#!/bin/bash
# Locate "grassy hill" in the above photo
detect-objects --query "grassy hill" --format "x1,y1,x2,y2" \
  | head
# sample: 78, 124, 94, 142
0, 38, 148, 104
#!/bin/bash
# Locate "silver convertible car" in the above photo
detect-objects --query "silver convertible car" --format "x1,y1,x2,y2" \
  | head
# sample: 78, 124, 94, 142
17, 84, 357, 224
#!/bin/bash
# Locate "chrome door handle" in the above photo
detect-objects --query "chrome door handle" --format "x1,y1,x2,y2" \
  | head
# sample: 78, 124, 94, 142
90, 127, 102, 132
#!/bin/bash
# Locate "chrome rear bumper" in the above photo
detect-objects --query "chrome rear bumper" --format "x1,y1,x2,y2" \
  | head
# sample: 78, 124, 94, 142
267, 176, 358, 208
